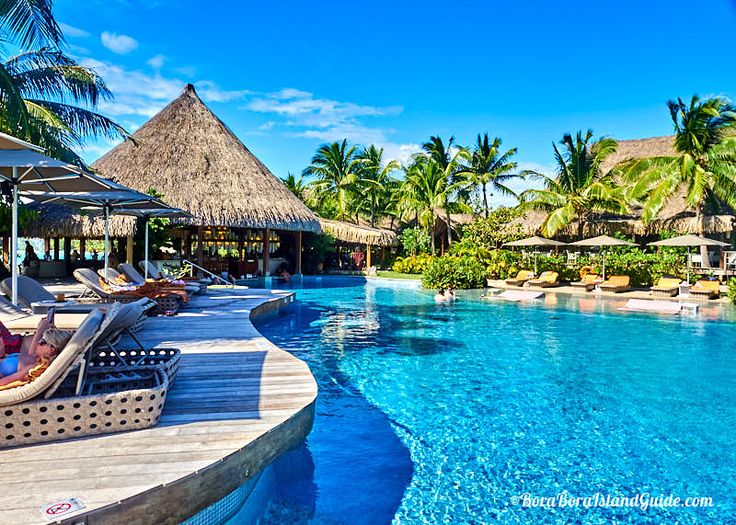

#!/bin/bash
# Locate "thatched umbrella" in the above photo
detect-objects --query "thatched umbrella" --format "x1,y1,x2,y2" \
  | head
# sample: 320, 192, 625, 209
650, 234, 730, 284
571, 235, 638, 280
91, 84, 320, 234
504, 236, 567, 274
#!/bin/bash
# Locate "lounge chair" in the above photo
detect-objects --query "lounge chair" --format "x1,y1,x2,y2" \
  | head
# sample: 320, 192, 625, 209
571, 273, 600, 292
505, 270, 535, 286
689, 279, 721, 300
121, 262, 201, 295
98, 267, 124, 282
1, 276, 112, 314
0, 295, 89, 333
140, 260, 208, 293
650, 277, 681, 297
74, 268, 183, 314
527, 271, 559, 288
599, 275, 631, 293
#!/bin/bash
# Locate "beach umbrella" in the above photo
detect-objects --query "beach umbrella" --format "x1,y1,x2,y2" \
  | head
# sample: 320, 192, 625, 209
649, 234, 730, 284
504, 236, 567, 274
27, 189, 163, 281
0, 142, 118, 305
108, 205, 192, 278
571, 235, 639, 281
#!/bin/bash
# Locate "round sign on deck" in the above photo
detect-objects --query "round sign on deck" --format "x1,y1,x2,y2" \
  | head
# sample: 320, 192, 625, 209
39, 498, 85, 521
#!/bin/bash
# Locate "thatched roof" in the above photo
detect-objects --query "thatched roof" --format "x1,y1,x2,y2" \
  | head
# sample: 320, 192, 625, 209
318, 218, 398, 246
21, 202, 136, 238
91, 84, 320, 233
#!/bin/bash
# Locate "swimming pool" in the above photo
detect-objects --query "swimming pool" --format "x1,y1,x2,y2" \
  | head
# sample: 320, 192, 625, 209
223, 278, 736, 524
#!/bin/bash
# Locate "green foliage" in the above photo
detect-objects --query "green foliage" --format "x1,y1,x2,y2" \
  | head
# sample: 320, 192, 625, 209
392, 253, 433, 274
0, 200, 37, 234
465, 133, 522, 216
483, 249, 524, 280
460, 207, 524, 249
421, 255, 486, 289
303, 233, 335, 273
398, 227, 431, 256
728, 278, 736, 305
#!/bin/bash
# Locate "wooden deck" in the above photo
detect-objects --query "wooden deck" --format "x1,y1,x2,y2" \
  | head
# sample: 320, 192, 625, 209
0, 287, 318, 525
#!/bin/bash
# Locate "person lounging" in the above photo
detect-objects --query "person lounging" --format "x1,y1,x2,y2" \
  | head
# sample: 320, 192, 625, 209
0, 316, 72, 388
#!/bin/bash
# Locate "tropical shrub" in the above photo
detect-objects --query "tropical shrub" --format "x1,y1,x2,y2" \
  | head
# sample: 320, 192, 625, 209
398, 227, 431, 256
392, 253, 434, 274
460, 207, 525, 249
421, 255, 486, 289
727, 278, 736, 305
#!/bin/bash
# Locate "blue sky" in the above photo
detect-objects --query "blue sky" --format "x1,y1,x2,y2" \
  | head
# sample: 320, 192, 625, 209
57, 0, 736, 205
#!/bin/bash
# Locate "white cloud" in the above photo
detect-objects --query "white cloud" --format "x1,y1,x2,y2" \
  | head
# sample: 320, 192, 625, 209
146, 54, 166, 69
101, 32, 139, 54
60, 22, 89, 38
195, 81, 250, 103
258, 121, 276, 131
381, 142, 422, 167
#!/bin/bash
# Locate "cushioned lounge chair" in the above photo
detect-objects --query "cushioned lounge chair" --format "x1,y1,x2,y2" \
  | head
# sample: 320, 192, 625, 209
98, 267, 124, 282
1, 276, 113, 314
0, 295, 90, 333
571, 273, 600, 292
527, 271, 559, 288
689, 279, 721, 300
505, 270, 535, 286
74, 268, 182, 314
140, 260, 208, 293
650, 277, 681, 297
599, 275, 631, 293
121, 262, 201, 295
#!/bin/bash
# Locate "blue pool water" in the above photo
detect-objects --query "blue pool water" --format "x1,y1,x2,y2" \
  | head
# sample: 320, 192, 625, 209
227, 278, 736, 524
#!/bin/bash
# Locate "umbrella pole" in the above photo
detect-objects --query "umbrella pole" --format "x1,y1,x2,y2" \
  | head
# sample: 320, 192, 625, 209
144, 219, 149, 279
687, 249, 691, 285
11, 168, 18, 306
104, 205, 110, 282
534, 252, 538, 275
602, 251, 606, 281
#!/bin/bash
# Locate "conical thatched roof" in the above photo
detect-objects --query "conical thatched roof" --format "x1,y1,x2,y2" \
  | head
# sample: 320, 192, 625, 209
318, 218, 398, 246
21, 202, 136, 239
92, 84, 320, 233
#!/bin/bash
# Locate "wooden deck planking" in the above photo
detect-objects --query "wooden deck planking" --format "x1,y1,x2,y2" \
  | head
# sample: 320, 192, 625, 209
0, 287, 317, 525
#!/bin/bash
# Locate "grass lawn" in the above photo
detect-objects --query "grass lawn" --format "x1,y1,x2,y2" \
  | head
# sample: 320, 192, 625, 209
374, 271, 421, 280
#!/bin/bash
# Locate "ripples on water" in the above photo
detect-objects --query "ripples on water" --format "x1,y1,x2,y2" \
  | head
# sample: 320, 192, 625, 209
231, 278, 736, 524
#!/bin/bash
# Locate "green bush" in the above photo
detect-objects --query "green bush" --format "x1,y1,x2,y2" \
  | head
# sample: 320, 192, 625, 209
728, 278, 736, 305
392, 253, 434, 274
421, 255, 486, 289
398, 227, 431, 256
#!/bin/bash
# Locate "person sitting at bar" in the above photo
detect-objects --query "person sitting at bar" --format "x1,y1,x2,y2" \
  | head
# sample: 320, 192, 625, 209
275, 262, 291, 281
22, 242, 40, 277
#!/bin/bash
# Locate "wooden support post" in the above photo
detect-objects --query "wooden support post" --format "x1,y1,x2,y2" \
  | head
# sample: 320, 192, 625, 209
126, 235, 134, 264
366, 244, 372, 268
63, 237, 71, 274
79, 239, 86, 261
262, 228, 270, 276
2, 237, 8, 266
196, 226, 204, 272
44, 238, 51, 257
295, 231, 302, 274
53, 238, 60, 260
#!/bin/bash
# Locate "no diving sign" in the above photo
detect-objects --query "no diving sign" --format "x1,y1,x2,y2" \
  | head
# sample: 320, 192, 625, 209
39, 498, 85, 521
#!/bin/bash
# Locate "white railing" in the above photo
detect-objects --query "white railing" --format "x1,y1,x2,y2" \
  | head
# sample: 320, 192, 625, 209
182, 259, 236, 287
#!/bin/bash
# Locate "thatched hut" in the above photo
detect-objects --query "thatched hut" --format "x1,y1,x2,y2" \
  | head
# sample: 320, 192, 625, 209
517, 135, 735, 239
318, 218, 398, 268
91, 83, 320, 276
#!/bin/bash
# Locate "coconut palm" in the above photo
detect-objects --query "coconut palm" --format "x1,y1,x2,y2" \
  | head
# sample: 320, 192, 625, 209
282, 172, 308, 201
520, 130, 626, 237
354, 145, 400, 227
621, 96, 736, 226
0, 0, 62, 49
466, 133, 522, 217
303, 139, 362, 221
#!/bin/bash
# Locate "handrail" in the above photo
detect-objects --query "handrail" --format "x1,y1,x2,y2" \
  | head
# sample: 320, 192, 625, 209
182, 259, 236, 287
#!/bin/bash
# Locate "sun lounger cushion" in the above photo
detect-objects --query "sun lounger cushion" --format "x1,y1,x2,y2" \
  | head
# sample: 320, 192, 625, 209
690, 280, 721, 297
651, 277, 681, 290
527, 271, 559, 286
600, 275, 630, 290
1, 276, 57, 309
118, 263, 146, 284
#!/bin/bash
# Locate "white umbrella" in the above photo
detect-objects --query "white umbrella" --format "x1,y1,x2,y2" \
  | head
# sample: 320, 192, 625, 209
0, 146, 117, 304
27, 189, 163, 281
649, 234, 730, 284
571, 235, 639, 281
504, 236, 567, 274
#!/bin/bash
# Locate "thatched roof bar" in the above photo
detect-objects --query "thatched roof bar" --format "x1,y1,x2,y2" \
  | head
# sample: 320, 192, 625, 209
22, 202, 137, 238
92, 84, 320, 233
318, 218, 398, 246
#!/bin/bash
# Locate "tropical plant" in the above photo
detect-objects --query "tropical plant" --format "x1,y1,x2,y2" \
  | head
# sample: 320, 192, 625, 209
520, 130, 627, 237
728, 278, 736, 305
466, 133, 522, 217
303, 140, 361, 221
421, 255, 486, 289
282, 172, 309, 201
460, 207, 524, 249
0, 3, 128, 163
398, 227, 431, 256
354, 145, 400, 226
392, 253, 433, 274
621, 95, 736, 226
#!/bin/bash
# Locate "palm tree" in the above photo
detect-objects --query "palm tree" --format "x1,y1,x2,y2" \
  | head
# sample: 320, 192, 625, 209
303, 140, 361, 221
520, 130, 626, 237
466, 133, 521, 217
0, 3, 128, 163
354, 145, 400, 227
621, 95, 736, 226
282, 172, 308, 201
